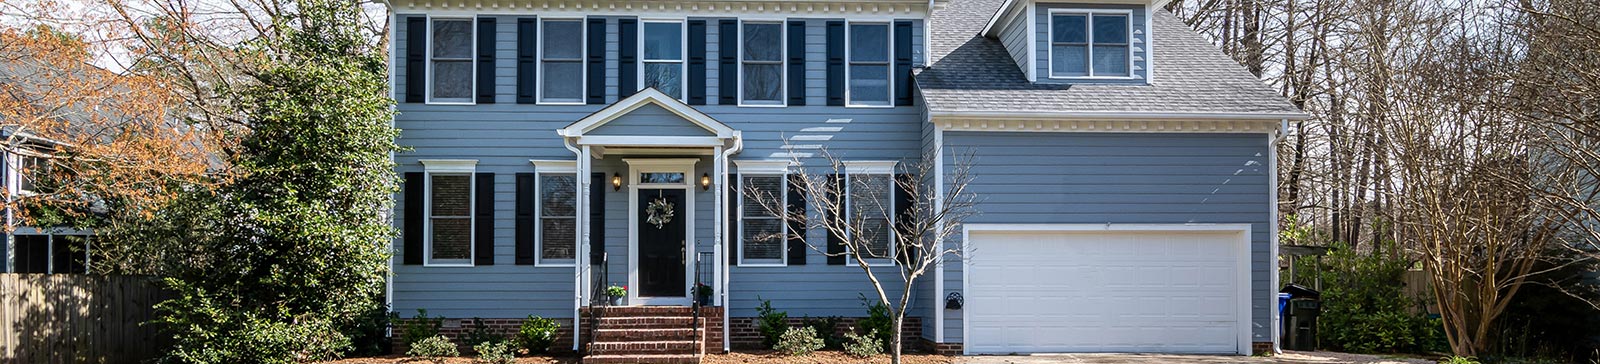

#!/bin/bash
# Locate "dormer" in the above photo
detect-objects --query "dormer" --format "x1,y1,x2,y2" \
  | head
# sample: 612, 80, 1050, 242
981, 0, 1155, 84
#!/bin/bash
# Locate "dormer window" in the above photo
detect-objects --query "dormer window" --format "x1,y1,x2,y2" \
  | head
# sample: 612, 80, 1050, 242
1049, 10, 1131, 78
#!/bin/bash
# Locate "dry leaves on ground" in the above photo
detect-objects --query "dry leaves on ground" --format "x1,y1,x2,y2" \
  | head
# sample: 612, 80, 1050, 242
316, 355, 578, 364
702, 351, 955, 364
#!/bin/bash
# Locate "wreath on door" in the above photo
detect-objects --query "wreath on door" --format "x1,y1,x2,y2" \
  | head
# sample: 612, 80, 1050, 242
646, 196, 675, 229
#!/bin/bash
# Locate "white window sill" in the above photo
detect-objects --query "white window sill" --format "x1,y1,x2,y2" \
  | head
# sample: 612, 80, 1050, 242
424, 262, 476, 267
737, 262, 788, 268
535, 262, 577, 268
538, 100, 587, 106
845, 103, 895, 109
425, 101, 477, 106
737, 103, 787, 108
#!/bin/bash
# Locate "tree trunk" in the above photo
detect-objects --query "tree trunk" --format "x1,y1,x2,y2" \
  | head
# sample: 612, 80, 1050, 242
891, 314, 904, 364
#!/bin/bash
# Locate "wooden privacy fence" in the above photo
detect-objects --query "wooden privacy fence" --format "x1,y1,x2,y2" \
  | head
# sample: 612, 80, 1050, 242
1, 274, 171, 364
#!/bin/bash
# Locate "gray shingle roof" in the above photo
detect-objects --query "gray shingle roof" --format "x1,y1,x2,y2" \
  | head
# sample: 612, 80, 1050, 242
916, 0, 1307, 119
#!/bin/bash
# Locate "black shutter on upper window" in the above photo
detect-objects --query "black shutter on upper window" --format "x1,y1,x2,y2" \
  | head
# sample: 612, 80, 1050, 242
787, 174, 808, 265
590, 173, 607, 260
515, 173, 535, 265
474, 173, 496, 266
476, 17, 497, 104
824, 20, 845, 106
618, 18, 638, 97
403, 172, 424, 265
893, 20, 913, 106
717, 19, 738, 105
405, 17, 427, 103
516, 18, 537, 104
727, 176, 739, 265
893, 173, 916, 266
586, 17, 607, 104
825, 174, 846, 265
687, 20, 707, 105
786, 20, 807, 106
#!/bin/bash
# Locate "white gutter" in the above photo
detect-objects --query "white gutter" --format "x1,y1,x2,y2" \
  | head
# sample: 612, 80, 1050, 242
1268, 119, 1287, 354
718, 132, 743, 353
929, 110, 1312, 121
565, 137, 583, 352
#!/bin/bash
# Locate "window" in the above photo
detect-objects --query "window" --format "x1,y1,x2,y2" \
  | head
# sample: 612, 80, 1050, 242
1050, 11, 1131, 78
427, 173, 473, 266
538, 174, 577, 265
740, 21, 784, 105
847, 22, 892, 106
12, 233, 90, 274
642, 21, 685, 99
429, 18, 475, 103
845, 172, 894, 263
739, 174, 787, 266
17, 154, 48, 195
540, 19, 585, 104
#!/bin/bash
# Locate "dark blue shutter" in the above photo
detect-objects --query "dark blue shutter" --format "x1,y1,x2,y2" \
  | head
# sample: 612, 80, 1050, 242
516, 18, 537, 104
590, 173, 607, 259
586, 17, 607, 104
825, 20, 845, 106
825, 174, 845, 265
475, 173, 496, 265
727, 176, 739, 265
405, 17, 427, 103
476, 17, 497, 104
786, 20, 807, 106
718, 19, 738, 105
403, 172, 424, 265
618, 18, 638, 97
515, 173, 535, 265
787, 174, 808, 265
893, 20, 913, 106
687, 20, 707, 105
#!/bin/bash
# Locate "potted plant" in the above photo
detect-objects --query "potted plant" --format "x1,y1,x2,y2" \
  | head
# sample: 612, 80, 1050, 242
605, 285, 627, 306
694, 282, 713, 306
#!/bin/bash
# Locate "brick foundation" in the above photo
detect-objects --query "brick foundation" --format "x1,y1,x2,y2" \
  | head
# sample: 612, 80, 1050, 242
391, 317, 577, 355
1252, 342, 1273, 355
726, 316, 923, 350
917, 338, 963, 355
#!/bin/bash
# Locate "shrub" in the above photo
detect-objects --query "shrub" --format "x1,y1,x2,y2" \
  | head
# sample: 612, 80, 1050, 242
856, 295, 894, 352
343, 304, 395, 356
755, 297, 789, 348
801, 316, 842, 349
401, 309, 445, 346
1304, 241, 1444, 354
843, 329, 883, 358
474, 340, 516, 364
1440, 356, 1482, 364
516, 315, 560, 355
407, 335, 459, 361
465, 317, 503, 347
774, 326, 825, 356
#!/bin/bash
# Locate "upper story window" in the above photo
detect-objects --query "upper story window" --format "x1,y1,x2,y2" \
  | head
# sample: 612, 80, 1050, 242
1050, 10, 1131, 78
740, 21, 784, 106
429, 18, 475, 103
847, 22, 892, 107
642, 21, 685, 99
540, 19, 585, 104
12, 233, 90, 274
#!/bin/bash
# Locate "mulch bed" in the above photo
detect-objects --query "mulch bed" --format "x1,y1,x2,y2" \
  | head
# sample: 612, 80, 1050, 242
702, 351, 955, 364
317, 355, 578, 364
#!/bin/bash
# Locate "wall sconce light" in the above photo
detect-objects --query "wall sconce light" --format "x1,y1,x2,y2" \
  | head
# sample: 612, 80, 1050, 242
700, 173, 712, 191
611, 173, 622, 191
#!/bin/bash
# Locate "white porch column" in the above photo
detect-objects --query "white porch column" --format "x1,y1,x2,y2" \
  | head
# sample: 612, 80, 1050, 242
714, 145, 732, 353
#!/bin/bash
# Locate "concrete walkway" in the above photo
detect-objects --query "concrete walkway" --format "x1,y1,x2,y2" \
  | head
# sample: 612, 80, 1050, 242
958, 351, 1436, 364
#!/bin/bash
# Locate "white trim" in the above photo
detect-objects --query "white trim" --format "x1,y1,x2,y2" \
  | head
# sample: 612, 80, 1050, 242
1268, 120, 1285, 352
931, 110, 1310, 122
576, 135, 727, 147
625, 158, 698, 306
978, 0, 1021, 36
420, 163, 478, 268
638, 19, 689, 100
845, 20, 895, 108
1144, 2, 1155, 84
960, 223, 1254, 355
530, 159, 578, 173
390, 0, 937, 17
736, 19, 788, 107
538, 17, 588, 105
735, 172, 789, 267
1045, 9, 1135, 79
1025, 5, 1036, 82
932, 125, 945, 343
425, 15, 478, 105
731, 160, 792, 174
419, 159, 479, 173
842, 160, 896, 174
559, 88, 738, 139
533, 162, 580, 268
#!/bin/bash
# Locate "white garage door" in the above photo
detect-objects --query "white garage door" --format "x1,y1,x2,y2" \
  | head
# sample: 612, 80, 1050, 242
965, 227, 1249, 355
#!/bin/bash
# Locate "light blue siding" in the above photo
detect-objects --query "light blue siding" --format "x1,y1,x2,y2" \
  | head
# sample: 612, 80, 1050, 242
940, 131, 1274, 343
587, 104, 715, 136
1034, 3, 1148, 84
1000, 9, 1029, 77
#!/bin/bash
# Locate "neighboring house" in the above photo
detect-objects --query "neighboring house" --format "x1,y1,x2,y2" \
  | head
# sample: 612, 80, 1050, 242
0, 56, 96, 276
386, 0, 1305, 359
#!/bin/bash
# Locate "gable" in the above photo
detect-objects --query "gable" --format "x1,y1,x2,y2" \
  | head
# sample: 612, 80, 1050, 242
586, 103, 716, 137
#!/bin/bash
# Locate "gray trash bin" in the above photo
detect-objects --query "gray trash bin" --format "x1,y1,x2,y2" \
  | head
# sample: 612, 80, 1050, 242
1280, 284, 1322, 351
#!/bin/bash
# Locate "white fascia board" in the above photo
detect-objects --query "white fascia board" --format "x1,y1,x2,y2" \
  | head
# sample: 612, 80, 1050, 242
575, 136, 726, 147
930, 110, 1312, 121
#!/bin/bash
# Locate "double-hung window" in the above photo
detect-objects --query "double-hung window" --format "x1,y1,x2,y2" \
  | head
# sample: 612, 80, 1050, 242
429, 18, 475, 103
1049, 10, 1132, 78
425, 163, 475, 266
12, 232, 90, 274
537, 171, 577, 265
844, 163, 895, 264
642, 21, 685, 99
540, 19, 585, 104
847, 22, 892, 107
739, 173, 787, 266
740, 21, 784, 106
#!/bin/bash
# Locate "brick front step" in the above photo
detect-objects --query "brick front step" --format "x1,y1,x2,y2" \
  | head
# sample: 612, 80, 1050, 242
583, 354, 701, 364
586, 306, 698, 317
596, 316, 700, 329
595, 328, 701, 342
589, 340, 701, 355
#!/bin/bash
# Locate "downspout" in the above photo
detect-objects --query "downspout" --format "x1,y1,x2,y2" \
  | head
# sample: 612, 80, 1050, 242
565, 136, 583, 352
718, 132, 742, 353
1269, 119, 1287, 355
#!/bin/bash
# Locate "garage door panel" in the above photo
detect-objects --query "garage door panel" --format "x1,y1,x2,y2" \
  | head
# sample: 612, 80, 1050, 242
966, 229, 1245, 354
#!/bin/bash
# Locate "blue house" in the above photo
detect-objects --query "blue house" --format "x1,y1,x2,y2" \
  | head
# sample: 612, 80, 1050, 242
385, 0, 1306, 359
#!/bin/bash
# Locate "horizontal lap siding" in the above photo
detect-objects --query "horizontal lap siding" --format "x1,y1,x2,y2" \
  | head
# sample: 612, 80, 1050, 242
940, 131, 1272, 343
1000, 8, 1029, 77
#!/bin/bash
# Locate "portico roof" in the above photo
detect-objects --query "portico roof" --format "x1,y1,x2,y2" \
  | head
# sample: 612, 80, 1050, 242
558, 88, 740, 148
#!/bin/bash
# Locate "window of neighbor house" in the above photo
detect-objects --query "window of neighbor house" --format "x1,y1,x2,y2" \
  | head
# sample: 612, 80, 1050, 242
642, 21, 685, 99
740, 21, 784, 105
429, 18, 475, 103
1050, 11, 1131, 78
739, 174, 787, 266
12, 233, 89, 274
847, 22, 892, 106
541, 19, 585, 104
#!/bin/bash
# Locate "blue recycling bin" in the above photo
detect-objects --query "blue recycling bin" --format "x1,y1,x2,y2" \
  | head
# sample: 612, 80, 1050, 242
1279, 293, 1291, 316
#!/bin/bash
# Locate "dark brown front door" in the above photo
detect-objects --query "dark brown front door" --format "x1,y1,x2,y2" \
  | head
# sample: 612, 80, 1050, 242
637, 188, 687, 298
